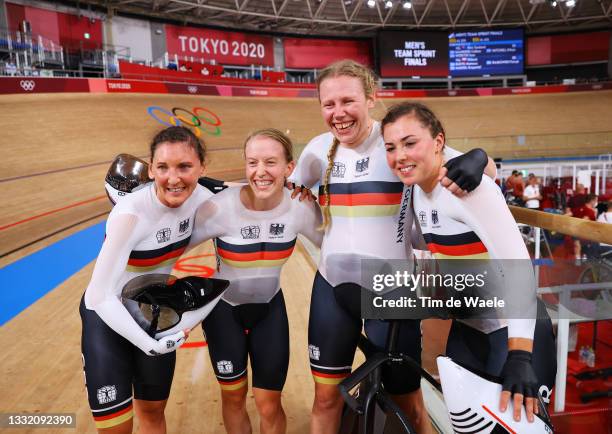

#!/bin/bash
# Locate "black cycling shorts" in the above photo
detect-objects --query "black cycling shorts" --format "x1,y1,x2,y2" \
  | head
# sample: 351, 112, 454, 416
202, 290, 289, 391
308, 272, 422, 394
80, 297, 175, 430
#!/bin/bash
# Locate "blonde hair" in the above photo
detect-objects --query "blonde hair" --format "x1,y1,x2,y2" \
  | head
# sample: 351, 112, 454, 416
317, 60, 377, 230
319, 138, 340, 230
243, 128, 294, 163
316, 59, 378, 101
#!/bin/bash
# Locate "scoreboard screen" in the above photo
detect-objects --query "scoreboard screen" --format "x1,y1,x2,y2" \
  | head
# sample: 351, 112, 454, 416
378, 31, 449, 78
449, 29, 524, 77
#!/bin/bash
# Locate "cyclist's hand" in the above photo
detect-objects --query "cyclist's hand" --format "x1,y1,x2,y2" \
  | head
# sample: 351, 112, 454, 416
440, 148, 488, 196
148, 330, 187, 356
499, 350, 539, 422
286, 181, 316, 202
438, 166, 467, 197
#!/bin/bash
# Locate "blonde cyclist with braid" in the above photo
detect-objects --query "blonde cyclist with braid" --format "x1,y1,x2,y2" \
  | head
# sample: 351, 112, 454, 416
289, 59, 497, 434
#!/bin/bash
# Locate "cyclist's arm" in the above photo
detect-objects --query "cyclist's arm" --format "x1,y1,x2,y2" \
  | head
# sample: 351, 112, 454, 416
288, 139, 325, 189
85, 214, 184, 355
188, 197, 226, 250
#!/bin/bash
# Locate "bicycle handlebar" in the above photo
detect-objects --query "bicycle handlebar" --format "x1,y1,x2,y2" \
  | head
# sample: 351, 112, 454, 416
338, 353, 388, 413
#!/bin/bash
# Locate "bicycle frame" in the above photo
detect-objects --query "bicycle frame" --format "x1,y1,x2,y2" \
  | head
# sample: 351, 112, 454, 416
338, 321, 442, 434
338, 320, 555, 434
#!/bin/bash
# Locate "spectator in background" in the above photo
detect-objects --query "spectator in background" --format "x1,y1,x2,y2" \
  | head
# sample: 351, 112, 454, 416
575, 194, 598, 222
505, 170, 519, 193
523, 174, 542, 210
514, 172, 525, 203
573, 193, 598, 261
540, 179, 556, 211
6, 61, 17, 76
597, 201, 612, 224
505, 171, 525, 206
503, 171, 526, 206
567, 183, 587, 215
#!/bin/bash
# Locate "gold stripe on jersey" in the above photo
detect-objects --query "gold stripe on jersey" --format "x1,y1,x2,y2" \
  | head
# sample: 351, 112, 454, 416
94, 406, 133, 429
218, 377, 248, 391
125, 257, 177, 272
329, 204, 401, 218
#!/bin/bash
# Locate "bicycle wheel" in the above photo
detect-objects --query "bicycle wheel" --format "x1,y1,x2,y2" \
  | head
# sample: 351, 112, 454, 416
579, 263, 612, 302
376, 392, 416, 434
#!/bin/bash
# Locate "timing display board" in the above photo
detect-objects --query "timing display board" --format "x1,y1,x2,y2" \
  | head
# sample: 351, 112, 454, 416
449, 29, 524, 77
378, 31, 449, 78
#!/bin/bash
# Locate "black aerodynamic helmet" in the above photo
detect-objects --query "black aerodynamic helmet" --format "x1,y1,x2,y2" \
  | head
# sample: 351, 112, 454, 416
121, 274, 229, 338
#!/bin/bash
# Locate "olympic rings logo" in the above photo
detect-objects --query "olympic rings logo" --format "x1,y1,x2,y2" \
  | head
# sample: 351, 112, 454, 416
146, 106, 222, 137
20, 80, 35, 91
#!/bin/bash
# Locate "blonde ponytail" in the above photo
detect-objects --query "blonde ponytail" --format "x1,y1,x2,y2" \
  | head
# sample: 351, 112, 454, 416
318, 138, 340, 231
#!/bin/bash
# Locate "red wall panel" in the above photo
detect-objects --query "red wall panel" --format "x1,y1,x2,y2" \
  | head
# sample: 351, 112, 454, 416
4, 3, 101, 49
25, 6, 60, 44
57, 12, 103, 50
526, 36, 551, 66
0, 77, 90, 94
283, 38, 373, 69
5, 3, 26, 32
527, 31, 610, 66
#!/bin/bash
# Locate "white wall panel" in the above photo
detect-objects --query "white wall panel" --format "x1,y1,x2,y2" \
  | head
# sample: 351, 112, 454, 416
111, 15, 152, 62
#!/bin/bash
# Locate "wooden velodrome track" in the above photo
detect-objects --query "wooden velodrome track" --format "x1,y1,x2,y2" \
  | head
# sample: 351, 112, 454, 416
1, 89, 611, 433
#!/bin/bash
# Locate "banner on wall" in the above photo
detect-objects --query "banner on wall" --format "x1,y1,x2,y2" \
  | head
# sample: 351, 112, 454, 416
527, 31, 610, 66
165, 24, 274, 66
283, 38, 373, 69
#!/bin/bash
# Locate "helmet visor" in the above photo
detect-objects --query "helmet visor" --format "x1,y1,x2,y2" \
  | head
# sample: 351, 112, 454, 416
122, 274, 182, 336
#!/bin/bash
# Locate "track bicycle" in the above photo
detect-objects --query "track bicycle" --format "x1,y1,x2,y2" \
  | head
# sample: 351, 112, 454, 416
334, 281, 555, 434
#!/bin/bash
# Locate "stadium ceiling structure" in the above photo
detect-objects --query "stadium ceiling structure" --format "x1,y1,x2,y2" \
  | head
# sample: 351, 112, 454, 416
74, 0, 612, 36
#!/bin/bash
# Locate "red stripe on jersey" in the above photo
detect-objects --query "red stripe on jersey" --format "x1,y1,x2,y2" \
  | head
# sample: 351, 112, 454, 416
426, 241, 488, 256
93, 404, 133, 421
311, 370, 349, 378
127, 246, 186, 266
319, 192, 402, 207
219, 376, 247, 386
216, 246, 295, 262
181, 341, 207, 348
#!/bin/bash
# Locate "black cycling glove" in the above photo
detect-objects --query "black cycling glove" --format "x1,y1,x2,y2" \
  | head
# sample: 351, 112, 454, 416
500, 350, 539, 398
198, 176, 228, 194
444, 148, 488, 192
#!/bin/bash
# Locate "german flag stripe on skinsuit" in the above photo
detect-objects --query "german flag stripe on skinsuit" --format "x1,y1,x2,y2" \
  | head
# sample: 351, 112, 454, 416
93, 404, 133, 429
319, 181, 404, 195
126, 237, 190, 271
317, 181, 404, 217
327, 204, 400, 218
218, 375, 248, 391
311, 370, 351, 385
216, 238, 296, 268
322, 193, 403, 206
423, 232, 489, 258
